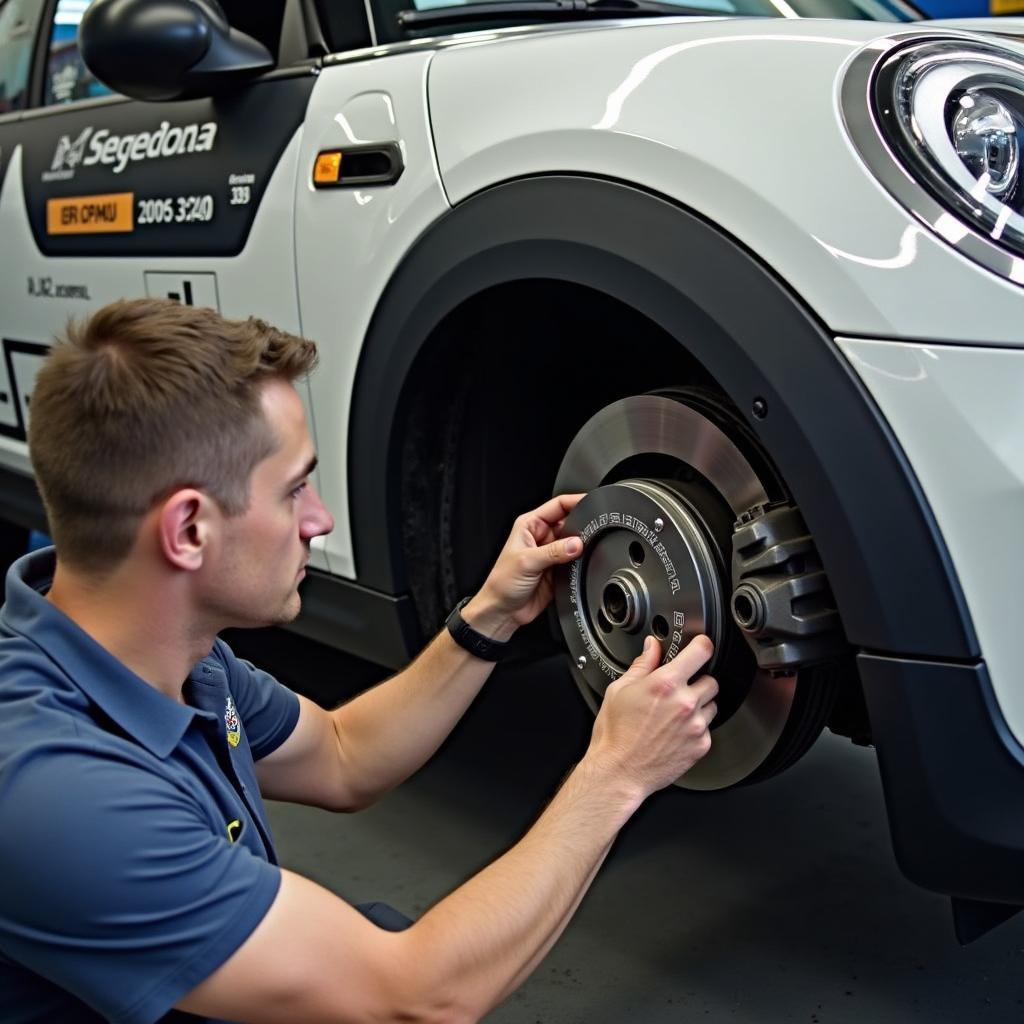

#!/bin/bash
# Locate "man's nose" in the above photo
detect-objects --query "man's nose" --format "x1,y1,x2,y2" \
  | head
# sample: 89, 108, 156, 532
300, 485, 334, 539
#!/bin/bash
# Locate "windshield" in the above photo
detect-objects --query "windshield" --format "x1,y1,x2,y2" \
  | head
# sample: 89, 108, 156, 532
410, 0, 918, 17
375, 0, 919, 44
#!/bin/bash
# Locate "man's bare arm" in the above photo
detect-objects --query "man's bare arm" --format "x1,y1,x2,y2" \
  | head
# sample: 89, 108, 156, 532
180, 636, 718, 1024
254, 622, 509, 811
255, 496, 584, 811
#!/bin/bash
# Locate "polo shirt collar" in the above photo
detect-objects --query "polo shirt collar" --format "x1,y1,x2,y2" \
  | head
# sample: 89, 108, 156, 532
2, 548, 202, 759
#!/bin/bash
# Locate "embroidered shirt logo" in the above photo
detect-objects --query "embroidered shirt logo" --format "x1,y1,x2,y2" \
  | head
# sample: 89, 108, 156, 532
224, 696, 241, 748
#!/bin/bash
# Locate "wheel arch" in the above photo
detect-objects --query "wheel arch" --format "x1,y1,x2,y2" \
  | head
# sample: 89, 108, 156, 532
348, 174, 977, 660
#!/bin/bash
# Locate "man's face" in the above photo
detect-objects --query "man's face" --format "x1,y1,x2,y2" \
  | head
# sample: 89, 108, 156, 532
201, 378, 334, 628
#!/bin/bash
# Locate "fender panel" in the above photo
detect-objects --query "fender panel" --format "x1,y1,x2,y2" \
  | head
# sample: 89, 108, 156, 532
349, 175, 976, 660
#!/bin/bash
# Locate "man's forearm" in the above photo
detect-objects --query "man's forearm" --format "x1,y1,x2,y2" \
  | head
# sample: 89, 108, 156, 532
401, 757, 642, 1021
331, 607, 509, 803
492, 843, 611, 1006
179, 635, 716, 1024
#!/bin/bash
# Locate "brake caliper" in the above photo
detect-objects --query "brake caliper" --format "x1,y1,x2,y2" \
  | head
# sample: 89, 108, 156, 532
730, 504, 844, 673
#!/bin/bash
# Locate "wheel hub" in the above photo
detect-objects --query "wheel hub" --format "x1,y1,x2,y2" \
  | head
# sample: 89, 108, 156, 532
557, 479, 724, 694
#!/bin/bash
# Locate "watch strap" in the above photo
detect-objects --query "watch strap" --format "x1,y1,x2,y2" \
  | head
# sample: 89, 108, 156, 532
445, 596, 510, 662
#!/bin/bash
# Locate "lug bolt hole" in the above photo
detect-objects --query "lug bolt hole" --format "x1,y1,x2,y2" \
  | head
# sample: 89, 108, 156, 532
602, 582, 630, 627
652, 615, 669, 641
597, 609, 613, 634
628, 542, 645, 566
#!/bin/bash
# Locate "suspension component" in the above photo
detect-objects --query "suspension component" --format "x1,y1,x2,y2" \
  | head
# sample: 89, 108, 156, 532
730, 504, 844, 672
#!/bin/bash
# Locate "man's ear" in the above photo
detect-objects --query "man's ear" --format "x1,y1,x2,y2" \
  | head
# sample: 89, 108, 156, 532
157, 489, 215, 571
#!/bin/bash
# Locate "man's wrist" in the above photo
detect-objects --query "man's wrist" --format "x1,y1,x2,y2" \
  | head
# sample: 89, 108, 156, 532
461, 591, 518, 643
573, 752, 647, 822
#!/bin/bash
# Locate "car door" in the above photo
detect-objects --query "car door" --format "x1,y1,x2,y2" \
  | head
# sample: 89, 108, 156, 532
0, 0, 315, 474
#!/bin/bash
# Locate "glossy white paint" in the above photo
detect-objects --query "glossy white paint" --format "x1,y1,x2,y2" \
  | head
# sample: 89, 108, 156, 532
293, 52, 450, 579
0, 128, 335, 572
839, 337, 1024, 742
427, 19, 1024, 346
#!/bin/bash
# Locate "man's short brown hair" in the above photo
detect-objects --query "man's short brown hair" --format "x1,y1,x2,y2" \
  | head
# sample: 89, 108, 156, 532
29, 298, 318, 572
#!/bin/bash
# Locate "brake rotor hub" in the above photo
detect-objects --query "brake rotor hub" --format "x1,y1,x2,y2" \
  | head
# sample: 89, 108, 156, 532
556, 479, 724, 696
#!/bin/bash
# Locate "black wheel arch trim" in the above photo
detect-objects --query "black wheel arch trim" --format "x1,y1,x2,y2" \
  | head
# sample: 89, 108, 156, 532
860, 652, 1024, 916
351, 174, 976, 659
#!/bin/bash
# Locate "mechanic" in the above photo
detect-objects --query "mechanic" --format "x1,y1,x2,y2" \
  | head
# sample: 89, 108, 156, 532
0, 297, 719, 1024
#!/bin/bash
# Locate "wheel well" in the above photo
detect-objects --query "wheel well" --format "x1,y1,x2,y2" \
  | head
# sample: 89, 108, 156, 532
397, 278, 711, 635
349, 174, 974, 664
395, 277, 870, 744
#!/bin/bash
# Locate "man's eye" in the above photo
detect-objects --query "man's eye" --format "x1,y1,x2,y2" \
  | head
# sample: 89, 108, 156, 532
290, 481, 308, 499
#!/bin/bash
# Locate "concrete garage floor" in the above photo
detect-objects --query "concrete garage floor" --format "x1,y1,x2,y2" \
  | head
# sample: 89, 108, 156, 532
231, 629, 1024, 1024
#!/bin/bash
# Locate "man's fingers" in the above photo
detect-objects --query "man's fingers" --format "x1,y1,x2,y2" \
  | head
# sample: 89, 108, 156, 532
629, 635, 662, 674
688, 674, 719, 711
691, 675, 719, 706
520, 535, 582, 571
528, 493, 586, 528
670, 634, 714, 678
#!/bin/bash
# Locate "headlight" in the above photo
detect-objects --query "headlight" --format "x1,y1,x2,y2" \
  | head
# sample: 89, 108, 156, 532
950, 93, 1019, 201
842, 35, 1024, 283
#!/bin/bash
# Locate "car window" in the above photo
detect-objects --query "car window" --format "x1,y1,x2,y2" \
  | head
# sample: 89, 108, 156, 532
404, 0, 915, 14
0, 0, 44, 114
43, 0, 113, 106
371, 0, 915, 44
785, 0, 916, 19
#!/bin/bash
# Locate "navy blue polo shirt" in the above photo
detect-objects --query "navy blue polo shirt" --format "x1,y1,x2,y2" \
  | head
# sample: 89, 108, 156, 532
0, 549, 300, 1023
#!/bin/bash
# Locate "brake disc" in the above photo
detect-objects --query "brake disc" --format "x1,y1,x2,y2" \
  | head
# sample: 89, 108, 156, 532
557, 479, 725, 688
553, 394, 799, 791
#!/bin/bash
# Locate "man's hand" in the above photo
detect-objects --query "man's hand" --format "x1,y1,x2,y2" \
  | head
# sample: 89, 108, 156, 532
463, 493, 585, 641
585, 634, 719, 799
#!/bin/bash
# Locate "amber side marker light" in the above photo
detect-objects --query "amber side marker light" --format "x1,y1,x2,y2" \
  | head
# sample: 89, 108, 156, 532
313, 151, 342, 185
312, 144, 405, 188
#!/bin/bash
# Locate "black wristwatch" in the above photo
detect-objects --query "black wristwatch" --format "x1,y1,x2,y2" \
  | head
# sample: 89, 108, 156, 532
445, 596, 511, 662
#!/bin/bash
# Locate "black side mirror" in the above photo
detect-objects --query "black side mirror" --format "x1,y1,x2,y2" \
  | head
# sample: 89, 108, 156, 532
80, 0, 273, 102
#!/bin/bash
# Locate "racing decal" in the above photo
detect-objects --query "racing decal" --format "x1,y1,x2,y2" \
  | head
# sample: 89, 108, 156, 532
47, 191, 133, 234
43, 120, 217, 181
27, 275, 93, 300
144, 270, 220, 311
0, 340, 49, 442
0, 349, 19, 434
0, 73, 315, 258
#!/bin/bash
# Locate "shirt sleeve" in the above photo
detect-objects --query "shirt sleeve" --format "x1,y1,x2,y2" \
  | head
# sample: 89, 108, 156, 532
213, 639, 300, 761
0, 747, 281, 1024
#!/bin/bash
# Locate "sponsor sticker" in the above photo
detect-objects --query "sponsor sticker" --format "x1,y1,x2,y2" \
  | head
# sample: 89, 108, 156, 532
43, 120, 218, 182
46, 193, 134, 235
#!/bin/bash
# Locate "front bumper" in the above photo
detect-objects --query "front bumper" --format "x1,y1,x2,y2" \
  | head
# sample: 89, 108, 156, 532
860, 653, 1024, 926
838, 338, 1024, 744
840, 338, 1024, 919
